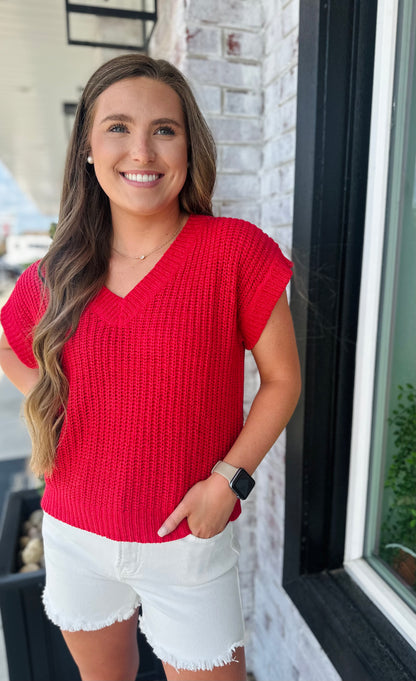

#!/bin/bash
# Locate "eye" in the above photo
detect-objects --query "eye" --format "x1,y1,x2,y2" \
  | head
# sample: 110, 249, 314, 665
108, 123, 129, 133
155, 125, 175, 136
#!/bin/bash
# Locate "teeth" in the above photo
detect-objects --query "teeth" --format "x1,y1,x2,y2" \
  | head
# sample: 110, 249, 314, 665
124, 173, 159, 182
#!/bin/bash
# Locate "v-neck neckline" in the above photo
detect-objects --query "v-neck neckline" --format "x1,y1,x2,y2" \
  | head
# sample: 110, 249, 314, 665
88, 213, 199, 325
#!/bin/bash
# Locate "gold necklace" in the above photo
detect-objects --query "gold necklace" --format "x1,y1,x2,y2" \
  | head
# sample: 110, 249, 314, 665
111, 223, 183, 261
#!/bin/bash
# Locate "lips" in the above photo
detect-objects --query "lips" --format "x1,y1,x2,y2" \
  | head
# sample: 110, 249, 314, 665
122, 172, 162, 183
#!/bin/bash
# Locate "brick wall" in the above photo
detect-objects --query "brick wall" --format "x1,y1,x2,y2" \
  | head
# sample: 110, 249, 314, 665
150, 2, 340, 680
183, 0, 264, 228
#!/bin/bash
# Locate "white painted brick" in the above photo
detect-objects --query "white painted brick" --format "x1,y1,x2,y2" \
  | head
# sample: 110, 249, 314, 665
264, 90, 297, 137
185, 25, 221, 55
279, 160, 295, 194
208, 115, 262, 143
244, 350, 260, 394
282, 0, 300, 37
223, 29, 263, 60
278, 28, 299, 74
279, 96, 297, 134
252, 634, 300, 681
262, 194, 294, 229
185, 57, 261, 89
263, 138, 281, 169
263, 0, 280, 25
213, 172, 260, 200
186, 0, 262, 29
262, 164, 294, 198
233, 511, 256, 629
279, 65, 298, 103
264, 77, 280, 119
263, 50, 278, 87
217, 203, 261, 229
269, 224, 294, 257
221, 145, 262, 173
264, 9, 282, 56
253, 580, 284, 639
264, 130, 297, 166
224, 89, 263, 117
264, 29, 299, 84
264, 69, 297, 119
192, 84, 222, 114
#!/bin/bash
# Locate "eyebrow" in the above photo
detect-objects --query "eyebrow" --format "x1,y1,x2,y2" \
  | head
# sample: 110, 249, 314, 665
99, 114, 183, 128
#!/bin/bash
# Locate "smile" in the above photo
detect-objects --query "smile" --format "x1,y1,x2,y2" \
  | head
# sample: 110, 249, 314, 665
122, 172, 161, 183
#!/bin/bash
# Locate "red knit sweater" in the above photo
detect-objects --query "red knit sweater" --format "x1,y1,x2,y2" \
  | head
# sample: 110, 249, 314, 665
1, 215, 292, 542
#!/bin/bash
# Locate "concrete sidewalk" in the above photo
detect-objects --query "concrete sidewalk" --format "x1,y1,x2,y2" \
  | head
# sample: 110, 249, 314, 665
0, 375, 32, 463
0, 282, 33, 467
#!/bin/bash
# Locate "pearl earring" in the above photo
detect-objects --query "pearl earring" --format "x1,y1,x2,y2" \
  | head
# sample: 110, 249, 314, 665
87, 156, 94, 164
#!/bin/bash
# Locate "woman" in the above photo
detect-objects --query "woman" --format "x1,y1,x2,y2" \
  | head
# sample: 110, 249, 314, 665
0, 54, 301, 681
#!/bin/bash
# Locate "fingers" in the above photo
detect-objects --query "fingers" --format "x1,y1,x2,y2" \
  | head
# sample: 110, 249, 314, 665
157, 477, 237, 539
157, 502, 187, 538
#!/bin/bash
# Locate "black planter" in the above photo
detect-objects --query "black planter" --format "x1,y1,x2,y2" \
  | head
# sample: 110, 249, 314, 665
0, 489, 166, 681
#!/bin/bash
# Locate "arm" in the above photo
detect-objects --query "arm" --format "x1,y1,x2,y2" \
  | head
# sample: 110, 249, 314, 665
157, 291, 301, 538
0, 332, 39, 395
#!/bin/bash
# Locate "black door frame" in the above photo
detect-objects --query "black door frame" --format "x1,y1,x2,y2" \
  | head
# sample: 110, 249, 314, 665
284, 1, 416, 678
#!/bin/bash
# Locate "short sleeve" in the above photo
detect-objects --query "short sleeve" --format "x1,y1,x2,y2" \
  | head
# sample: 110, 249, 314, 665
0, 262, 46, 368
237, 223, 293, 350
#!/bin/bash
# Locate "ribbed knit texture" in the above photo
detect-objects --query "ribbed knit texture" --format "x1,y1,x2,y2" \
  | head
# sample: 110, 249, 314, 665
1, 215, 292, 542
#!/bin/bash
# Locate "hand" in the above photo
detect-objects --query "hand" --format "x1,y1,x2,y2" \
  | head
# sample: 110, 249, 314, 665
157, 474, 237, 539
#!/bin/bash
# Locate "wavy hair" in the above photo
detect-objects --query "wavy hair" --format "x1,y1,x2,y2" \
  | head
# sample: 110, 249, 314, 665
25, 54, 217, 476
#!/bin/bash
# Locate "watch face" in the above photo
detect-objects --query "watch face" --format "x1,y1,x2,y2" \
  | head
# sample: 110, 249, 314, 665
232, 469, 255, 500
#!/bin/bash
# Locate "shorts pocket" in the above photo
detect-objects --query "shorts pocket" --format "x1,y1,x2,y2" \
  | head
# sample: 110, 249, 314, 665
151, 523, 238, 587
183, 524, 230, 544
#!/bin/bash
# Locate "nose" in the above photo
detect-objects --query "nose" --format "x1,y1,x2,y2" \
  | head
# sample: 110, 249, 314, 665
130, 133, 156, 164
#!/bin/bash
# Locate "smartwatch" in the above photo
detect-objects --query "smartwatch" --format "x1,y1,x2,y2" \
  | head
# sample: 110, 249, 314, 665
211, 461, 255, 500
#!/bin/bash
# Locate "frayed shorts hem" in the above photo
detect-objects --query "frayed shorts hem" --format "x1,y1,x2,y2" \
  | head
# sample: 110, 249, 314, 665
42, 589, 140, 632
43, 588, 245, 671
140, 614, 244, 672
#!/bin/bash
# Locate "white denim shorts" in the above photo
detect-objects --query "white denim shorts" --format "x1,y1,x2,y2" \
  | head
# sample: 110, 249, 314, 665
42, 512, 245, 672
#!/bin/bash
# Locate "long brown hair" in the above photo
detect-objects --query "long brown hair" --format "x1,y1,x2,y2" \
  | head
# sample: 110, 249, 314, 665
25, 54, 217, 476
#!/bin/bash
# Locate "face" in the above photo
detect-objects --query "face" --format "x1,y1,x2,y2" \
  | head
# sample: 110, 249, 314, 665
88, 77, 188, 223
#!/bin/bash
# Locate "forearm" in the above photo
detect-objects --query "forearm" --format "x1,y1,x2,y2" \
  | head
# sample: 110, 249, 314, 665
0, 347, 39, 396
158, 378, 300, 538
222, 377, 301, 475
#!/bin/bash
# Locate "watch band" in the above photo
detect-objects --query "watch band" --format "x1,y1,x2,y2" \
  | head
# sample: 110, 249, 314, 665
211, 460, 239, 483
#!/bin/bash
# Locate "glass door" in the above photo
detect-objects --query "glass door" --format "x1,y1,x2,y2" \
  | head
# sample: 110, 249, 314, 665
365, 0, 416, 608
